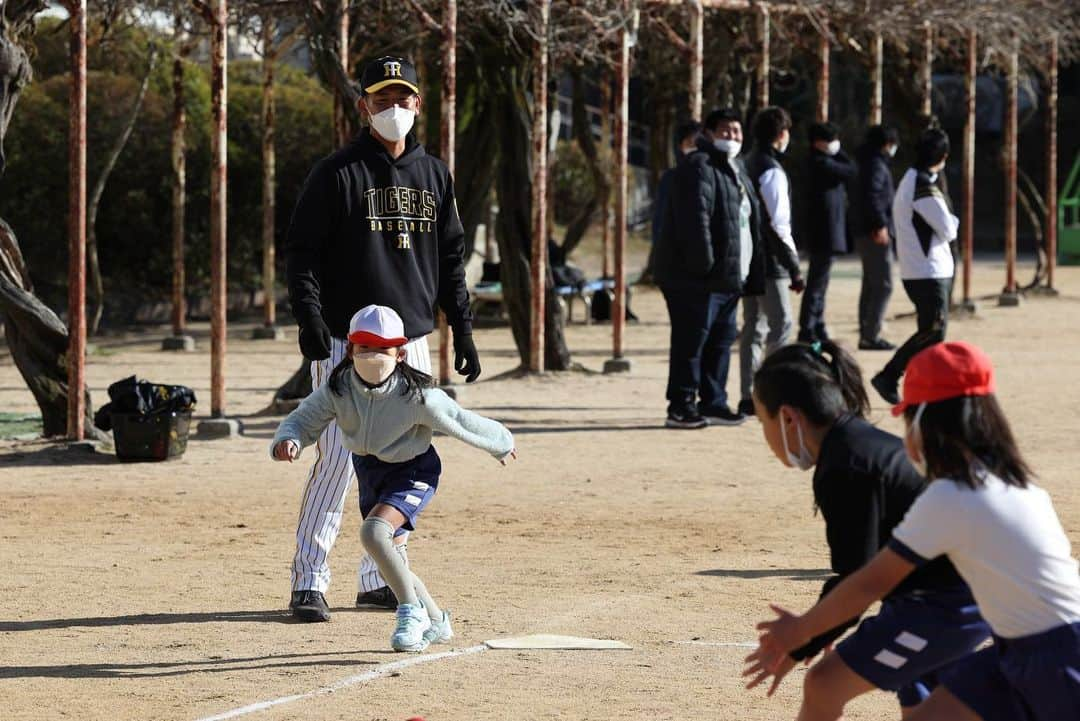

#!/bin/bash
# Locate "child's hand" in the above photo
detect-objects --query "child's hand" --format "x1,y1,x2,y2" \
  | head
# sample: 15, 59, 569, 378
499, 449, 518, 466
273, 439, 300, 462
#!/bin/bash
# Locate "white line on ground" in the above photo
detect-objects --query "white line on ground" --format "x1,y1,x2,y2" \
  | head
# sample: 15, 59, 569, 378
674, 640, 758, 648
193, 644, 487, 721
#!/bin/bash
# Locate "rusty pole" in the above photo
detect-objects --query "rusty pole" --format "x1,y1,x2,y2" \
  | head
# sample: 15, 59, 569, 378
66, 0, 87, 440
529, 0, 549, 373
1000, 44, 1019, 304
870, 31, 883, 125
757, 3, 769, 110
171, 20, 187, 338
210, 0, 228, 414
261, 19, 277, 329
333, 0, 349, 146
816, 29, 829, 122
690, 0, 703, 120
604, 8, 631, 373
1045, 33, 1059, 291
601, 76, 612, 278
961, 29, 976, 310
921, 21, 933, 120
437, 0, 456, 385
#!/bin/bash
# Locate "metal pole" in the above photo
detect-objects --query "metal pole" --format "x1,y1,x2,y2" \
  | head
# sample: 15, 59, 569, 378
438, 0, 456, 384
1000, 44, 1019, 305
921, 21, 933, 120
816, 29, 828, 122
1046, 33, 1058, 291
334, 0, 349, 146
870, 31, 882, 125
757, 3, 769, 110
690, 0, 703, 120
171, 36, 187, 338
261, 19, 276, 329
210, 0, 228, 414
601, 76, 611, 278
961, 29, 976, 309
66, 0, 87, 440
606, 12, 630, 371
529, 0, 549, 373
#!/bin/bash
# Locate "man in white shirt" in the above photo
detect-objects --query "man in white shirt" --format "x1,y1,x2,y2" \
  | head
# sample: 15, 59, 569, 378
871, 129, 959, 406
739, 106, 805, 416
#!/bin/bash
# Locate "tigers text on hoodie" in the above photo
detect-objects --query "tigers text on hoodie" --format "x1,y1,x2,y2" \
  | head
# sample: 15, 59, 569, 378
285, 129, 472, 340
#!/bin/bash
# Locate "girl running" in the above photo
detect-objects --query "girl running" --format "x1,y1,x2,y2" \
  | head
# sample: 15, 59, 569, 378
743, 341, 989, 719
272, 305, 516, 652
751, 341, 1080, 721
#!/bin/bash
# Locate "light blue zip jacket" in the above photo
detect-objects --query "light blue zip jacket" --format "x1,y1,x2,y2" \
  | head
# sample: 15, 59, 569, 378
271, 369, 514, 463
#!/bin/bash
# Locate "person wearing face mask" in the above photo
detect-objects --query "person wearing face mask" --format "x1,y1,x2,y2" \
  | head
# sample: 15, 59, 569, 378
284, 55, 479, 622
854, 125, 900, 351
751, 341, 1080, 721
799, 122, 857, 345
272, 305, 516, 653
739, 106, 805, 418
652, 108, 766, 429
743, 340, 988, 719
871, 128, 959, 406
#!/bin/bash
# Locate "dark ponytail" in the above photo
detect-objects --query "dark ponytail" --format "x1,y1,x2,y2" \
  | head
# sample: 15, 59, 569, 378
327, 350, 435, 402
753, 341, 870, 424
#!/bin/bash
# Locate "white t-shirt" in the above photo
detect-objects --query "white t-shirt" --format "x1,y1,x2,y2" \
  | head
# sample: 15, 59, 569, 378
893, 168, 959, 281
891, 472, 1080, 638
737, 184, 753, 283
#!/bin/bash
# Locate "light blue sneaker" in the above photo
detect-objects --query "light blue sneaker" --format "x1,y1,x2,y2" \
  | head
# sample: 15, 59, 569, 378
391, 603, 431, 652
423, 610, 453, 645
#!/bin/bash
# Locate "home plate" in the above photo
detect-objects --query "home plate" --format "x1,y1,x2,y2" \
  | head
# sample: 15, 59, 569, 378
484, 634, 631, 650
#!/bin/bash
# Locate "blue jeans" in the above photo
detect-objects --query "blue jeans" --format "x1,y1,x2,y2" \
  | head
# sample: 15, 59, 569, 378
661, 286, 740, 416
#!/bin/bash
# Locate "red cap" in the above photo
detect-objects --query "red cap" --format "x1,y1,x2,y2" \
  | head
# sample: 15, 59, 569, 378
891, 341, 996, 416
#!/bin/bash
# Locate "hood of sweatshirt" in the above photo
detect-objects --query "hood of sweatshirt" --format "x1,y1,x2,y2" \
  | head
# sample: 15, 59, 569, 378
353, 127, 429, 169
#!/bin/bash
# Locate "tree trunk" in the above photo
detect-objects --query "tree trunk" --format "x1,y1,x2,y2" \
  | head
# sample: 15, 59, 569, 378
261, 19, 277, 327
87, 44, 159, 334
493, 65, 570, 371
171, 20, 188, 336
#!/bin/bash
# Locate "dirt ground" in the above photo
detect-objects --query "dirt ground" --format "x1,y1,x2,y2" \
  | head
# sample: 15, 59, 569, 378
1, 257, 1078, 721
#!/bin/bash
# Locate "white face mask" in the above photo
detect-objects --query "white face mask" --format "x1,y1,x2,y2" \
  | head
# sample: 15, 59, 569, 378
779, 412, 814, 471
713, 138, 742, 160
905, 403, 928, 476
353, 352, 399, 386
368, 105, 415, 142
825, 140, 841, 156
886, 144, 898, 158
778, 136, 790, 154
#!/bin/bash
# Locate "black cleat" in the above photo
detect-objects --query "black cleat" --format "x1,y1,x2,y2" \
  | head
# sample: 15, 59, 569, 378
356, 586, 398, 610
701, 407, 746, 426
859, 337, 897, 351
737, 399, 756, 417
871, 372, 901, 406
665, 411, 708, 430
289, 590, 330, 622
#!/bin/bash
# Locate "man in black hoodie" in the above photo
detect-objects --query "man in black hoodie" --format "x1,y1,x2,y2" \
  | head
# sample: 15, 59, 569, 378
653, 108, 765, 429
283, 56, 478, 622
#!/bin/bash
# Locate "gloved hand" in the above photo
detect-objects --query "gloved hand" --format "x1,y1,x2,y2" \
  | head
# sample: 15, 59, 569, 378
298, 315, 332, 361
789, 276, 806, 294
453, 332, 482, 383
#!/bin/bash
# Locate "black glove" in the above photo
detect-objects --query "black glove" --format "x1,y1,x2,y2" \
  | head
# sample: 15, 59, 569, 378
298, 315, 332, 361
453, 332, 482, 383
789, 276, 806, 294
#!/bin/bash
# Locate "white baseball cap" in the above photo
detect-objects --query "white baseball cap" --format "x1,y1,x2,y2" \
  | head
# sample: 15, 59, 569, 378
347, 305, 408, 347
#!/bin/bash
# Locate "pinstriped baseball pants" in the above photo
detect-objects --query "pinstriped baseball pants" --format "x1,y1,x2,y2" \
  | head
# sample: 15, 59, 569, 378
291, 335, 432, 593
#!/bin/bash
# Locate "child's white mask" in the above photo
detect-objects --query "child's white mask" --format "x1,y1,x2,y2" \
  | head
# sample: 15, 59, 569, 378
906, 403, 928, 476
780, 412, 814, 471
354, 352, 398, 385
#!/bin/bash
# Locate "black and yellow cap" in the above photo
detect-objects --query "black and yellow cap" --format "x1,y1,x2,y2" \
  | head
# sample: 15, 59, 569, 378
359, 56, 420, 96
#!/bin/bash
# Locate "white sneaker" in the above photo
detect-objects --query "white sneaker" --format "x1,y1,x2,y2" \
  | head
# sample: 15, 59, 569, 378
391, 603, 431, 652
423, 610, 453, 645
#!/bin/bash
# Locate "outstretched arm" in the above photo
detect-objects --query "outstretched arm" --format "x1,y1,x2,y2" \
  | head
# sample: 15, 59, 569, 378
421, 389, 514, 460
269, 385, 338, 459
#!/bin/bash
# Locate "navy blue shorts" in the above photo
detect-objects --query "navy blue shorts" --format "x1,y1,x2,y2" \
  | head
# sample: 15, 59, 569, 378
836, 588, 990, 707
942, 622, 1080, 721
353, 445, 441, 539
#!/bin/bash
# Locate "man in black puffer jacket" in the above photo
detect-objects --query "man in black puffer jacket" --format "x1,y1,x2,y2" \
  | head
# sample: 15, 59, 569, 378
653, 108, 765, 429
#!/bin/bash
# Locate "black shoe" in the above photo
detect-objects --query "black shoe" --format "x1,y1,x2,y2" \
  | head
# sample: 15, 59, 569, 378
355, 586, 398, 610
796, 330, 816, 344
665, 411, 708, 429
871, 373, 901, 405
701, 407, 746, 426
737, 399, 756, 417
289, 590, 330, 622
859, 337, 897, 351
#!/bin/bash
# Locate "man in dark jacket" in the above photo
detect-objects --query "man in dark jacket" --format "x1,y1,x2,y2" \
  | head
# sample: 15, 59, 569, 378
798, 121, 857, 343
283, 56, 478, 622
854, 125, 899, 350
645, 121, 702, 284
740, 106, 804, 417
653, 108, 765, 429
